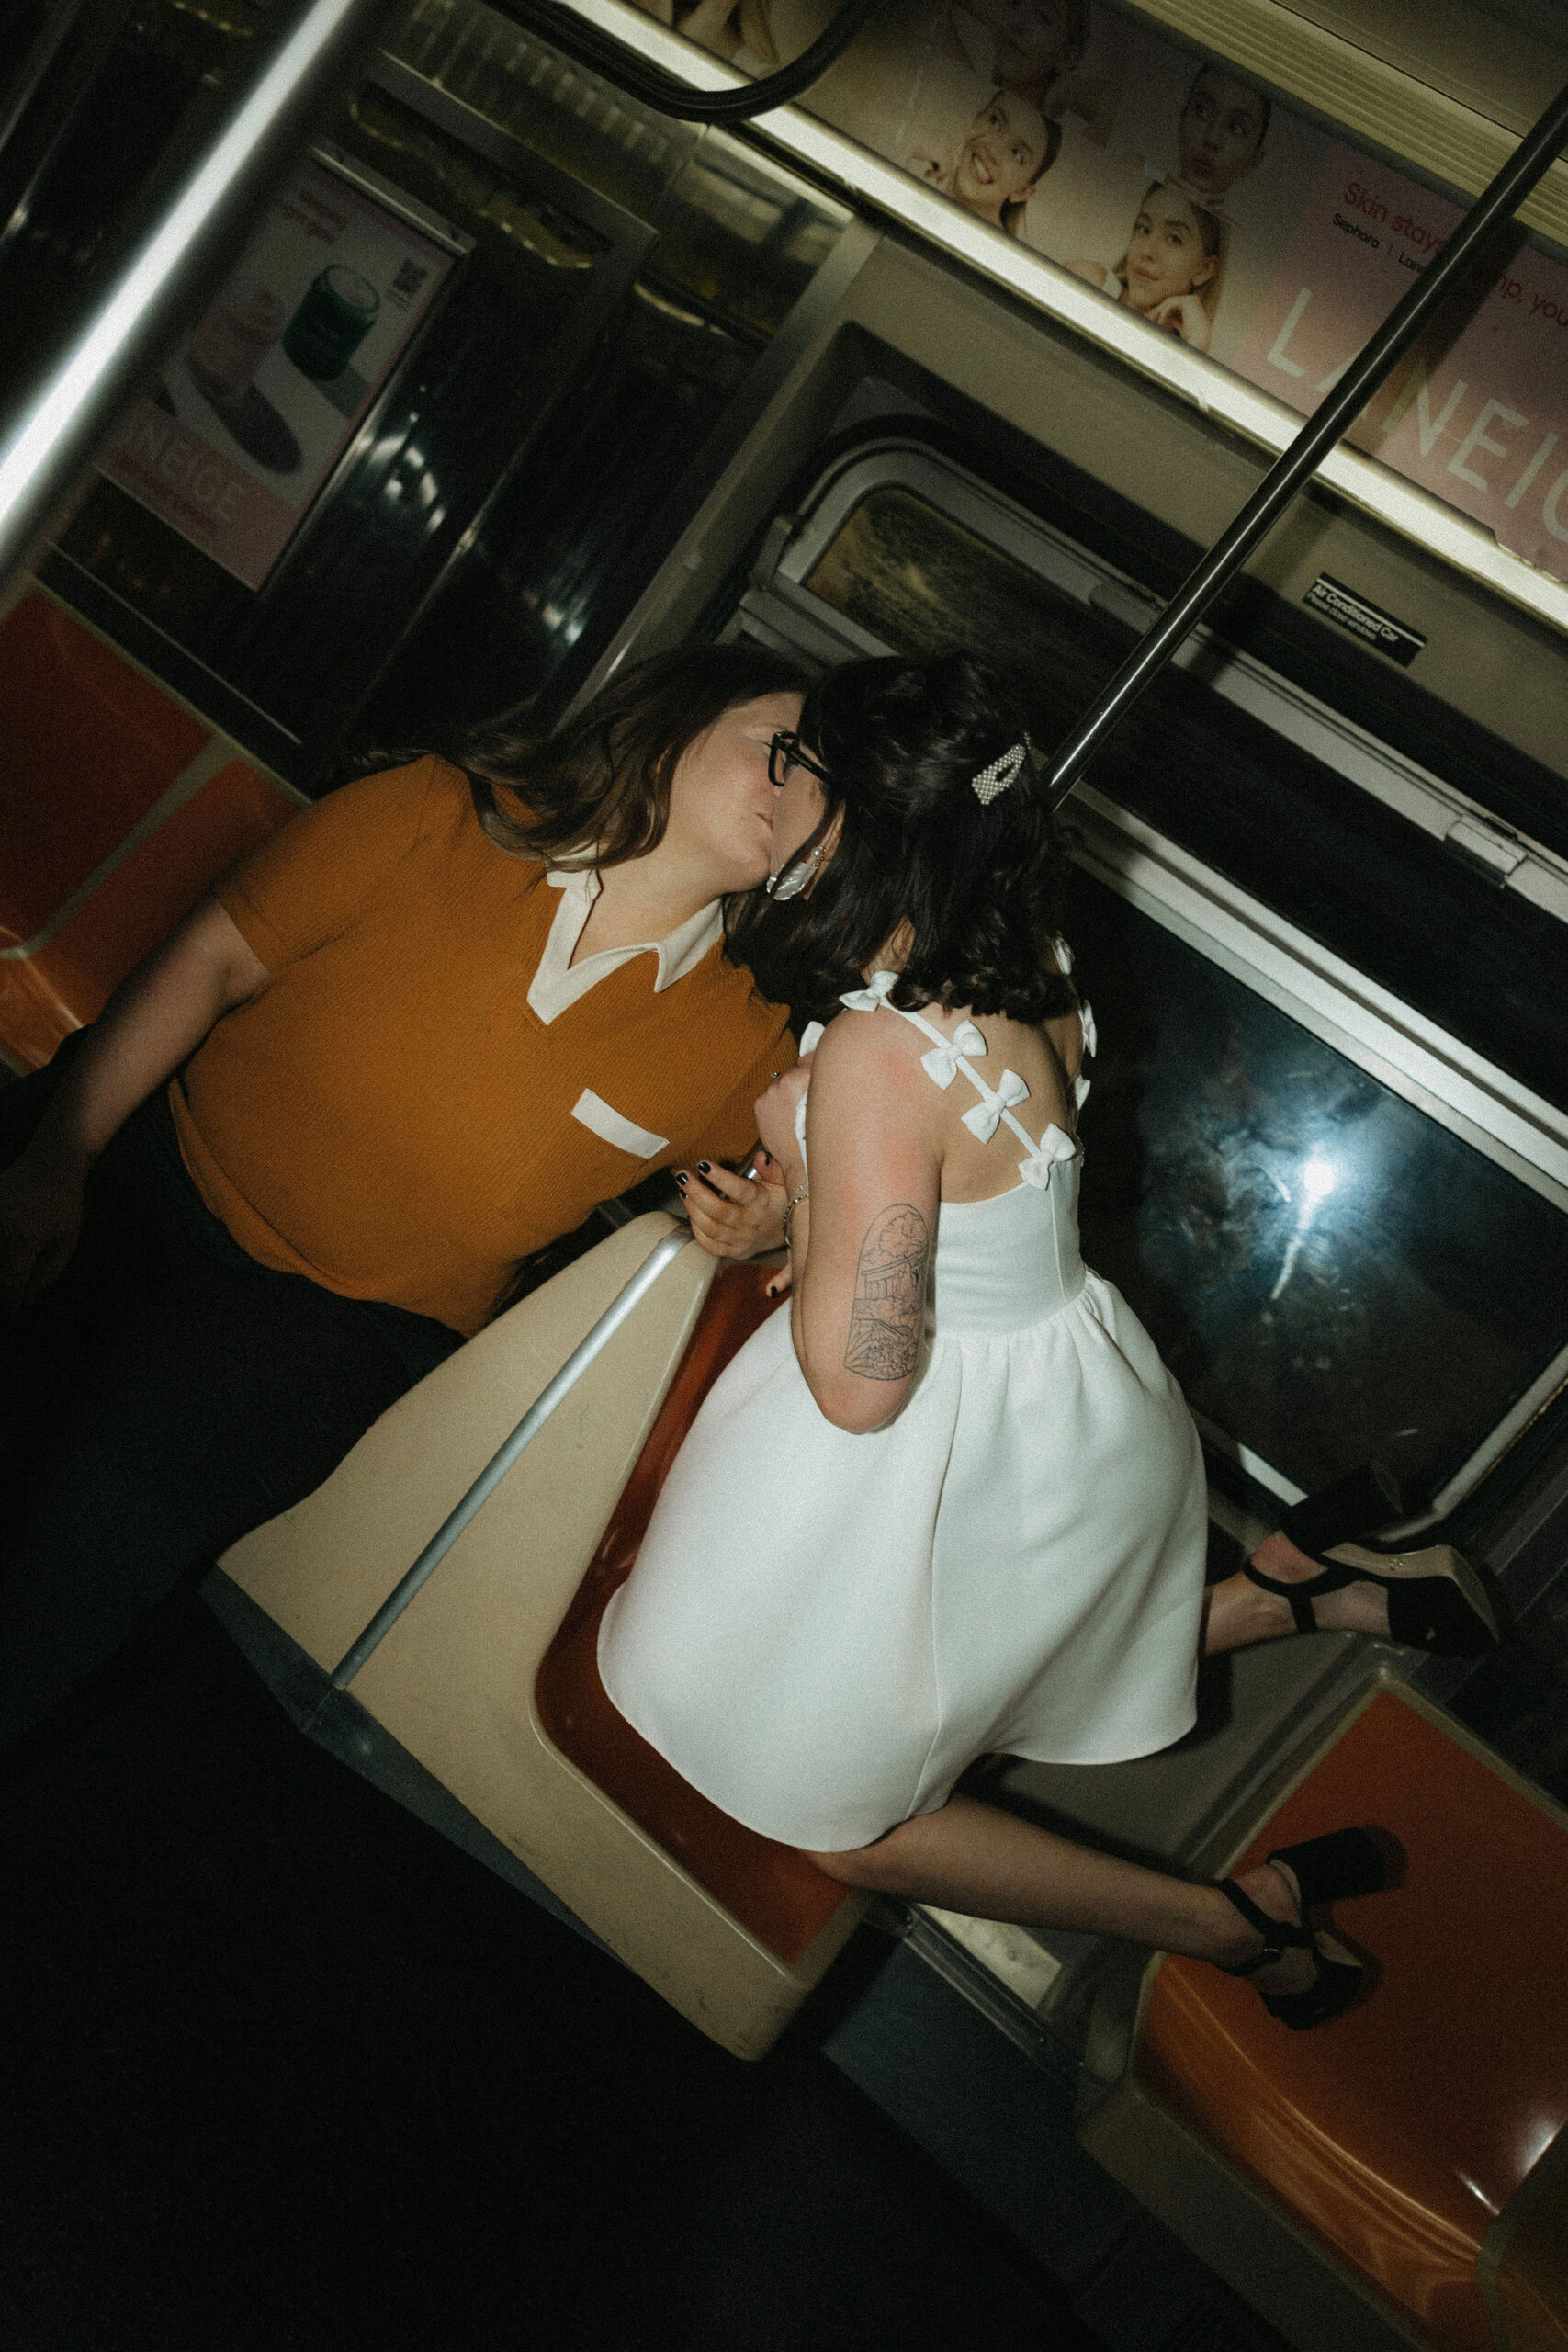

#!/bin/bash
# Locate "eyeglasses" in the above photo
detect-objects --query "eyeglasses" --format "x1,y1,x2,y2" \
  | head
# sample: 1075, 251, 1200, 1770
767, 729, 832, 790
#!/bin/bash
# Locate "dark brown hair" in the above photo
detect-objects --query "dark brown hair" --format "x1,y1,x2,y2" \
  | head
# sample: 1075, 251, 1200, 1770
728, 653, 1077, 1035
457, 642, 807, 872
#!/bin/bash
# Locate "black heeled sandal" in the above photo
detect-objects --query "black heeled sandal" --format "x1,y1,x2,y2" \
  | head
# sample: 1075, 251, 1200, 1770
1245, 1463, 1499, 1657
1216, 1826, 1387, 2030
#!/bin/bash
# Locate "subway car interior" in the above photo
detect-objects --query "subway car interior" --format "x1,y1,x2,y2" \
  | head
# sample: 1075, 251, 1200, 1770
5, 1, 1568, 2347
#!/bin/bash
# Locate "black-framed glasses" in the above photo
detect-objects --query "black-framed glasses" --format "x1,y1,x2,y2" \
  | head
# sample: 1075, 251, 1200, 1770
768, 729, 831, 790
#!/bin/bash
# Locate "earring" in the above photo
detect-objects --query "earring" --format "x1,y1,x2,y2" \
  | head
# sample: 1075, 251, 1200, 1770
766, 842, 824, 901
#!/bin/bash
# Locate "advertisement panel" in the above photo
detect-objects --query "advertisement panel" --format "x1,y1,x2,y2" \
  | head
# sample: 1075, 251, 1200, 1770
99, 159, 457, 590
651, 1, 1568, 582
1232, 148, 1568, 572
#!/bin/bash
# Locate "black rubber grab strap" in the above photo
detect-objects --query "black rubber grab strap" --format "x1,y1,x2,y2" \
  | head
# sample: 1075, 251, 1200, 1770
509, 0, 883, 124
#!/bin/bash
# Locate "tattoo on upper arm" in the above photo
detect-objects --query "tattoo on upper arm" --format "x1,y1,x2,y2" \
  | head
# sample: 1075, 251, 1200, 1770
843, 1204, 930, 1381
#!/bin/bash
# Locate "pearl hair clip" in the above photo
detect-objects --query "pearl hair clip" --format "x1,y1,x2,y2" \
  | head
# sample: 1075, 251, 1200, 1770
970, 731, 1035, 806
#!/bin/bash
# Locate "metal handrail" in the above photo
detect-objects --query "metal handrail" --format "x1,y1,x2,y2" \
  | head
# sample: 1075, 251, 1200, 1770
324, 1226, 694, 1692
513, 0, 882, 124
1046, 76, 1568, 810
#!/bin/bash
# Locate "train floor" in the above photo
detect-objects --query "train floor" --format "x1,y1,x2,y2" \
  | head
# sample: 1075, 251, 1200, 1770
0, 1582, 1294, 2352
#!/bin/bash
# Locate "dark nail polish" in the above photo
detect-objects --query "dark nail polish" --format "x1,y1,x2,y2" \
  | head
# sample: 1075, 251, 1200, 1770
697, 1161, 712, 1174
673, 1172, 688, 1189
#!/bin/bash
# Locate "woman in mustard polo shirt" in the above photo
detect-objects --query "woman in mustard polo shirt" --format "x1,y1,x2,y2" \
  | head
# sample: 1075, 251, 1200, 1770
0, 644, 803, 1748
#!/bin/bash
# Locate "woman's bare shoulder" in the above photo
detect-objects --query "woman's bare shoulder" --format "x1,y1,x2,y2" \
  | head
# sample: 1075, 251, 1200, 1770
809, 1001, 949, 1107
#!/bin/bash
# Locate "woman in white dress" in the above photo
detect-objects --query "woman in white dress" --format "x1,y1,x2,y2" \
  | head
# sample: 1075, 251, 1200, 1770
602, 655, 1492, 2029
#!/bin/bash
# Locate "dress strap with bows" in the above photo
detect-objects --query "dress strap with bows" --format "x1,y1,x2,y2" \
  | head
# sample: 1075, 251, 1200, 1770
836, 967, 1089, 1192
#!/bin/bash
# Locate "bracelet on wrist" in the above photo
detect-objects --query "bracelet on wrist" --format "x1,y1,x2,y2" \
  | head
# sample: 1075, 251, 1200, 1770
782, 1181, 809, 1254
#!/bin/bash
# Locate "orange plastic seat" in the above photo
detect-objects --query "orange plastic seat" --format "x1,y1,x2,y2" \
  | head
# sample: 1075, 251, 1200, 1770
0, 589, 298, 1068
1135, 1689, 1568, 2352
536, 1261, 850, 1965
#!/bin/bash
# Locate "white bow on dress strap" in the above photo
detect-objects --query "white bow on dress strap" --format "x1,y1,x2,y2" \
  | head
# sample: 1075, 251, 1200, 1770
1077, 997, 1098, 1059
919, 1021, 987, 1089
840, 970, 898, 1013
961, 1068, 1030, 1142
1017, 1122, 1078, 1189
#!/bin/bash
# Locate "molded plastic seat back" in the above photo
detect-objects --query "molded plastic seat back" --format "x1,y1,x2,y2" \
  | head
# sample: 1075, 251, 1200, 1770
535, 1259, 853, 1965
1083, 1685, 1568, 2352
0, 589, 297, 1068
219, 1214, 863, 2059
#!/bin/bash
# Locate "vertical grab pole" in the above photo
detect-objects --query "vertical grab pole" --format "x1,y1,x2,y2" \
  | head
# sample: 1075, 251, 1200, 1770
0, 0, 408, 597
1046, 78, 1568, 812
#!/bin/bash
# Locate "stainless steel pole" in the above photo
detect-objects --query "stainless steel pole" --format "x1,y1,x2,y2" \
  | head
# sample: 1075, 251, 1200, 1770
325, 1227, 694, 1692
1047, 77, 1568, 810
0, 0, 407, 594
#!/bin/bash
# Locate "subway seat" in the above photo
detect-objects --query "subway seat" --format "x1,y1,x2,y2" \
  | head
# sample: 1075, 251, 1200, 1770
1083, 1686, 1568, 2352
0, 590, 297, 1069
532, 1259, 851, 1966
219, 1215, 863, 2060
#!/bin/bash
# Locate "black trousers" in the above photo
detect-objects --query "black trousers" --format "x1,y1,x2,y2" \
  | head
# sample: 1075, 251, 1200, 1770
0, 1042, 462, 1748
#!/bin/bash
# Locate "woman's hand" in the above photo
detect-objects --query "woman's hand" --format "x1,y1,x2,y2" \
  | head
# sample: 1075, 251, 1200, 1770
0, 1139, 88, 1310
1151, 292, 1212, 348
754, 1058, 812, 1173
673, 1149, 787, 1261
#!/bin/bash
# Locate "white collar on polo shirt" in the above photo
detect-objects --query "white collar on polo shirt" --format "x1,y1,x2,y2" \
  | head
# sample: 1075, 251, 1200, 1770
526, 864, 724, 1025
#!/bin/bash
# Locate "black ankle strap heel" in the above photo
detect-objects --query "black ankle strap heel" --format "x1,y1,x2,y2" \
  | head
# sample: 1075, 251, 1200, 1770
1243, 1462, 1402, 1634
1244, 1462, 1498, 1656
1279, 1463, 1402, 1555
1216, 1877, 1313, 1975
1269, 1826, 1387, 1905
1214, 1827, 1387, 2030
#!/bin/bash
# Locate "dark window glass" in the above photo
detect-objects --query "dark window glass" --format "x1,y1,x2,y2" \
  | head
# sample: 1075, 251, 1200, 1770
1070, 874, 1568, 1500
803, 485, 1568, 1118
52, 85, 612, 783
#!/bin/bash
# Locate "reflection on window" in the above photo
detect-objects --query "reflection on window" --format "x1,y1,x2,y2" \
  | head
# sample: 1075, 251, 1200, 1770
51, 67, 633, 780
1071, 876, 1568, 1499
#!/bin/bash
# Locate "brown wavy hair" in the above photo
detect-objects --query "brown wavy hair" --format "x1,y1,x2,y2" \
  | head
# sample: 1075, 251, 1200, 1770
727, 653, 1077, 1035
457, 643, 807, 873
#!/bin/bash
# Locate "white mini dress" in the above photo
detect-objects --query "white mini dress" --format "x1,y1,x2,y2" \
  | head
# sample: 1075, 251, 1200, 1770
598, 968, 1209, 1853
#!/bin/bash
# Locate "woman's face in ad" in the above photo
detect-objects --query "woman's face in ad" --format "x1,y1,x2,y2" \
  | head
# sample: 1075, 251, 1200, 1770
1123, 190, 1214, 311
1178, 71, 1267, 197
953, 95, 1050, 217
971, 0, 1080, 88
666, 691, 803, 894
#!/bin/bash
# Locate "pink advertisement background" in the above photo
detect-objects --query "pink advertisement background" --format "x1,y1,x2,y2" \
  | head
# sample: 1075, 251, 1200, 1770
100, 165, 453, 590
1232, 146, 1568, 574
750, 0, 1568, 587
